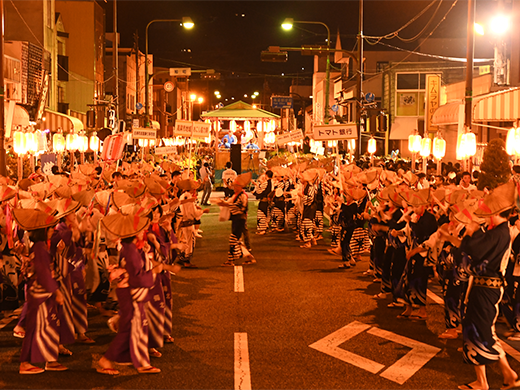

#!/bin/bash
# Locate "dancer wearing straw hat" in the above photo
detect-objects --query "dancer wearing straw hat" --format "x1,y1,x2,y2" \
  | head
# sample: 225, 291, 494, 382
13, 209, 69, 374
97, 213, 163, 375
252, 170, 273, 235
215, 172, 256, 266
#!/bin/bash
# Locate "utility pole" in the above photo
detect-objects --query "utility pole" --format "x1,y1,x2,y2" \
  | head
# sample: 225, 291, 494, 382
0, 0, 5, 176
464, 0, 475, 129
134, 30, 139, 124
355, 0, 363, 160
112, 0, 118, 132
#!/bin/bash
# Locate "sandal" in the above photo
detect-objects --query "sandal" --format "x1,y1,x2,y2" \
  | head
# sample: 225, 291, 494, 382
397, 313, 411, 319
164, 335, 175, 343
149, 348, 162, 358
13, 330, 25, 339
76, 336, 95, 344
19, 365, 44, 375
221, 261, 235, 267
45, 362, 68, 371
409, 314, 428, 321
243, 258, 256, 265
96, 367, 120, 375
58, 346, 73, 356
137, 366, 161, 374
338, 263, 351, 269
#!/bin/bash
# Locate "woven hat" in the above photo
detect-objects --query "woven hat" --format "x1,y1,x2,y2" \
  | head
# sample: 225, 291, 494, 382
101, 168, 116, 183
111, 191, 135, 210
28, 182, 56, 199
55, 184, 85, 199
381, 170, 400, 184
101, 213, 150, 239
46, 198, 81, 219
356, 168, 381, 185
432, 188, 446, 203
159, 199, 181, 222
94, 190, 112, 209
402, 171, 418, 187
177, 179, 200, 191
474, 180, 516, 217
301, 169, 318, 183
49, 175, 72, 188
451, 199, 485, 225
399, 188, 431, 207
12, 208, 58, 231
78, 164, 97, 176
144, 177, 167, 196
234, 171, 252, 187
72, 189, 96, 207
18, 178, 36, 191
445, 189, 470, 205
0, 185, 18, 202
344, 187, 367, 201
386, 185, 405, 208
124, 182, 147, 198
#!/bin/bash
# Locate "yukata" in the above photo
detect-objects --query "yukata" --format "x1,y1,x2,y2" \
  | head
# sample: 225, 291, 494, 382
349, 197, 369, 259
460, 222, 511, 365
20, 241, 60, 364
395, 210, 438, 307
300, 182, 316, 243
70, 236, 88, 336
271, 180, 286, 231
368, 216, 386, 279
50, 222, 77, 345
338, 201, 358, 264
254, 179, 272, 233
87, 248, 110, 305
285, 181, 298, 231
104, 242, 154, 369
314, 182, 324, 237
380, 208, 406, 297
328, 194, 343, 248
502, 231, 520, 333
227, 190, 250, 263
177, 192, 204, 265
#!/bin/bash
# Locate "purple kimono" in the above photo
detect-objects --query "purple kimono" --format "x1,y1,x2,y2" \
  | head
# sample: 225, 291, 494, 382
104, 242, 154, 369
20, 241, 60, 363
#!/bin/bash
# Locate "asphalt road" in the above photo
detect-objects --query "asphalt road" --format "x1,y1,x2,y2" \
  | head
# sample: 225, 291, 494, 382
1, 194, 520, 389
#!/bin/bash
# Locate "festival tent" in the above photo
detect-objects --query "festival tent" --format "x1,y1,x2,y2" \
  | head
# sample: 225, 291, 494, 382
200, 100, 280, 120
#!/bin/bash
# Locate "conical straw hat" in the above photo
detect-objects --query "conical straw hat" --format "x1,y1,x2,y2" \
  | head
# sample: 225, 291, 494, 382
111, 191, 135, 210
474, 181, 516, 217
72, 189, 96, 207
445, 189, 470, 205
78, 164, 97, 176
345, 187, 367, 201
177, 179, 200, 191
18, 178, 36, 191
399, 188, 431, 207
123, 182, 147, 198
0, 185, 18, 202
144, 177, 167, 196
402, 171, 418, 187
46, 198, 81, 219
12, 208, 58, 231
235, 171, 252, 187
28, 182, 56, 199
101, 213, 150, 239
451, 199, 485, 225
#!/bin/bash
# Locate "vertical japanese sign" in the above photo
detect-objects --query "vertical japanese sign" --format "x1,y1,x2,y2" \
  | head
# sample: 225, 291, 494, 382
425, 74, 441, 133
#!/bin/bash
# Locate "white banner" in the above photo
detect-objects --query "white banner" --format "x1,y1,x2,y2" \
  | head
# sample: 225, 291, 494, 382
132, 128, 157, 139
154, 146, 177, 155
276, 129, 304, 146
174, 120, 193, 137
192, 122, 211, 139
313, 124, 357, 141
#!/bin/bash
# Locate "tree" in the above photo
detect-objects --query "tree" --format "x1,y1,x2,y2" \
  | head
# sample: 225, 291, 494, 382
477, 138, 511, 190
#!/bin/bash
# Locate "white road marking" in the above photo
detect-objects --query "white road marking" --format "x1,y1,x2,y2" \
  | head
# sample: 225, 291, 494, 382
309, 321, 384, 374
309, 321, 440, 384
426, 289, 444, 305
235, 266, 244, 292
235, 332, 252, 390
368, 327, 441, 384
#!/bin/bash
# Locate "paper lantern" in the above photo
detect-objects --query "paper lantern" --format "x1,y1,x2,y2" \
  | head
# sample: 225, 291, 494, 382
506, 127, 520, 156
264, 132, 275, 144
367, 137, 376, 154
348, 139, 356, 151
53, 133, 65, 153
25, 132, 38, 154
408, 134, 422, 153
35, 130, 47, 153
230, 120, 236, 133
462, 132, 476, 157
138, 139, 148, 148
420, 137, 431, 158
433, 136, 446, 160
66, 133, 78, 151
89, 132, 100, 152
257, 121, 263, 132
13, 131, 27, 155
77, 135, 88, 153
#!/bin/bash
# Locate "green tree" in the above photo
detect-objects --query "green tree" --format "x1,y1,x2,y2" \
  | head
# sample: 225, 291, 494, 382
477, 138, 511, 190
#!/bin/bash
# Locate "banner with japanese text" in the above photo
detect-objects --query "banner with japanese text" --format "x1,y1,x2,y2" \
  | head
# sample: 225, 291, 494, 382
425, 74, 441, 133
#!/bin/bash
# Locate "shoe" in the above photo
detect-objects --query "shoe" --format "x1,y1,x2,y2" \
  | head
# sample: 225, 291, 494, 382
242, 256, 256, 265
397, 313, 411, 319
58, 346, 73, 356
45, 362, 68, 371
19, 365, 44, 375
349, 261, 356, 267
362, 270, 374, 276
314, 235, 324, 241
221, 261, 235, 267
149, 348, 162, 358
328, 248, 341, 256
76, 335, 95, 344
338, 263, 351, 269
311, 238, 317, 246
182, 263, 198, 268
164, 335, 175, 343
96, 367, 120, 375
387, 302, 405, 309
256, 231, 266, 235
372, 293, 387, 300
107, 315, 120, 333
372, 278, 382, 282
137, 366, 161, 374
300, 243, 311, 249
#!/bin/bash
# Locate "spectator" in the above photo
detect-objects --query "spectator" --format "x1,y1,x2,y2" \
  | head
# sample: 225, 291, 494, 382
199, 162, 213, 206
221, 162, 237, 200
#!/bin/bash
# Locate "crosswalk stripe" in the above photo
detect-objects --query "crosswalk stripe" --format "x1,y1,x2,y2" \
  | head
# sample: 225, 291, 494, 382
235, 266, 244, 292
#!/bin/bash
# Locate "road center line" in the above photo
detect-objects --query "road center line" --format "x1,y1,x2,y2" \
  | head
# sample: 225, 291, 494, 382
235, 332, 252, 390
235, 266, 244, 292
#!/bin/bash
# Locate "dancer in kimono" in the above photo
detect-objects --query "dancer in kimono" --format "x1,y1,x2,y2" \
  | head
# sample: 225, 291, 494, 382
299, 170, 317, 249
253, 171, 273, 235
97, 213, 162, 375
217, 172, 255, 266
14, 209, 68, 374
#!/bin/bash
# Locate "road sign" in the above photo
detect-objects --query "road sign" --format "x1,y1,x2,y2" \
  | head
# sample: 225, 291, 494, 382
136, 102, 143, 111
309, 321, 440, 385
164, 81, 174, 92
331, 104, 339, 113
169, 67, 191, 77
271, 96, 293, 109
365, 92, 375, 102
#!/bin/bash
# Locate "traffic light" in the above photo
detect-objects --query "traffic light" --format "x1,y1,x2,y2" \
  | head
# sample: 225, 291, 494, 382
261, 47, 288, 62
107, 109, 116, 129
87, 110, 96, 128
377, 113, 389, 132
201, 72, 221, 80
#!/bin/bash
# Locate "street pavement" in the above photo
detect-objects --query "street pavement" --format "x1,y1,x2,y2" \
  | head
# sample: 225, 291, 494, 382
1, 191, 520, 389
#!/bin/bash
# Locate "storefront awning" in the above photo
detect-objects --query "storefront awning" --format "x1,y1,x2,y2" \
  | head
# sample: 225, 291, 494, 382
5, 102, 30, 138
431, 101, 464, 126
43, 109, 84, 132
473, 87, 520, 122
389, 117, 417, 140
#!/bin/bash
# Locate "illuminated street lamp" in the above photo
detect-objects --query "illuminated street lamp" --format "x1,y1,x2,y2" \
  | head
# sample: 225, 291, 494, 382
408, 130, 422, 172
145, 17, 194, 126
433, 132, 446, 174
367, 136, 376, 166
282, 18, 331, 124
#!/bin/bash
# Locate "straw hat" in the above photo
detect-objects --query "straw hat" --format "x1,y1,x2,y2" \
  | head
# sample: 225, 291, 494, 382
474, 180, 516, 217
101, 213, 150, 239
432, 188, 446, 203
18, 179, 36, 191
402, 171, 418, 187
123, 182, 147, 198
356, 168, 381, 185
144, 177, 167, 196
101, 168, 116, 183
12, 208, 58, 231
398, 188, 431, 207
111, 191, 135, 210
46, 198, 81, 219
177, 179, 201, 191
381, 170, 399, 184
301, 169, 318, 183
78, 164, 97, 176
72, 189, 96, 207
94, 190, 112, 209
0, 185, 18, 202
451, 199, 485, 225
55, 184, 85, 199
344, 187, 367, 201
445, 189, 470, 205
235, 171, 252, 187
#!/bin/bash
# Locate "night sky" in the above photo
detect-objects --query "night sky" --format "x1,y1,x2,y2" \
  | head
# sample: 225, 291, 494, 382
106, 0, 501, 103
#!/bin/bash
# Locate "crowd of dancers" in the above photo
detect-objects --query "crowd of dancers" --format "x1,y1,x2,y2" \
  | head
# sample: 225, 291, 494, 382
3, 155, 520, 389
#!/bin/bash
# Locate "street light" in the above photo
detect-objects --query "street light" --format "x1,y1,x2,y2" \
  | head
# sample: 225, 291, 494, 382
282, 18, 331, 124
145, 17, 194, 126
